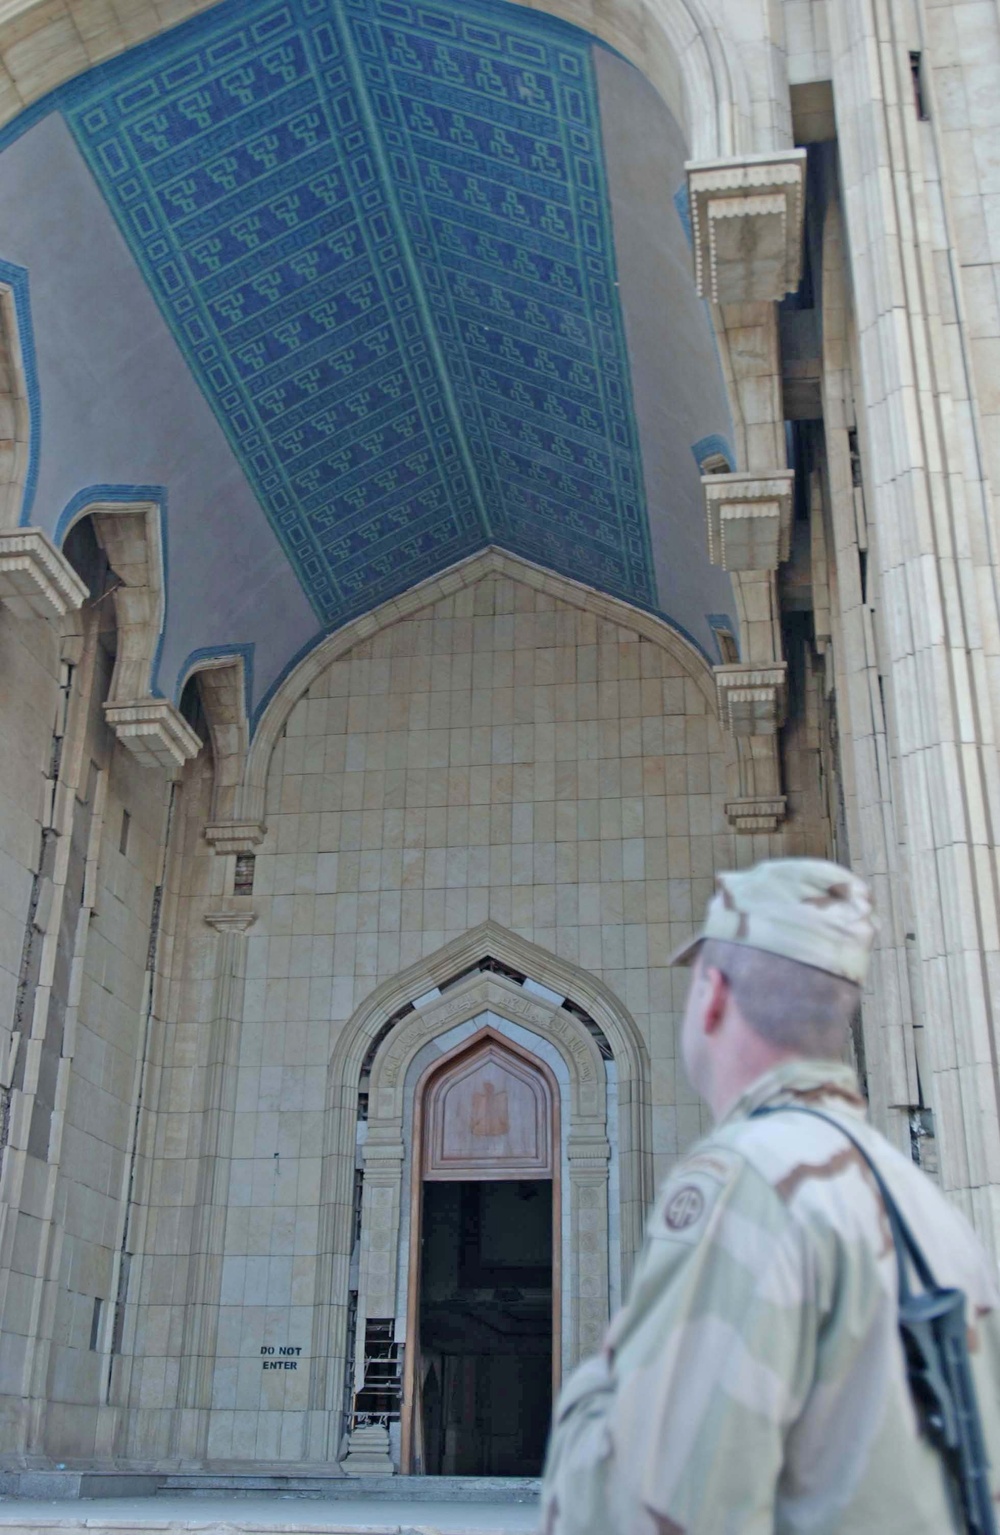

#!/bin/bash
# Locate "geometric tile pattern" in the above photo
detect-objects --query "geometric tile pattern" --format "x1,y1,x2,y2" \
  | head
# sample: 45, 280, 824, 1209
63, 0, 655, 625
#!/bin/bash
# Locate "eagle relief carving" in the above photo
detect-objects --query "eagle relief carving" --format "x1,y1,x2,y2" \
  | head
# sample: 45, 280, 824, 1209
470, 1078, 509, 1137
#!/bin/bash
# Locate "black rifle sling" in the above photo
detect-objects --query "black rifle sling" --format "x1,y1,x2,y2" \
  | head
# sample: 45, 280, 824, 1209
752, 1104, 997, 1535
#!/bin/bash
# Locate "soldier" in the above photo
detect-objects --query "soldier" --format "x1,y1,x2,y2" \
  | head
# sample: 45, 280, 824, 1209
541, 858, 1000, 1534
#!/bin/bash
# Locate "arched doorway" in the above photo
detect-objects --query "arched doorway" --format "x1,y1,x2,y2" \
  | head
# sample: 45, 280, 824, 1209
402, 1030, 560, 1476
328, 942, 646, 1474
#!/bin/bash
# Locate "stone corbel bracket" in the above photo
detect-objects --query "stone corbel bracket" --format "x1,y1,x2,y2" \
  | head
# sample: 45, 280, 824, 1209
715, 657, 789, 834
686, 150, 806, 303
203, 908, 257, 933
103, 698, 202, 773
0, 527, 88, 620
87, 503, 202, 775
191, 656, 259, 848
703, 471, 794, 571
203, 821, 266, 856
724, 795, 787, 834
715, 662, 787, 736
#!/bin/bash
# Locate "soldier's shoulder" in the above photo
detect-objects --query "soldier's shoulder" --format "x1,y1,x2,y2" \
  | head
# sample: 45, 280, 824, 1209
649, 1131, 791, 1245
712, 1109, 984, 1271
708, 1109, 869, 1209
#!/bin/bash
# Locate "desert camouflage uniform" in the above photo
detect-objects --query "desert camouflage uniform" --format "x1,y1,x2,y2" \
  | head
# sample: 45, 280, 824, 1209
542, 1058, 1000, 1535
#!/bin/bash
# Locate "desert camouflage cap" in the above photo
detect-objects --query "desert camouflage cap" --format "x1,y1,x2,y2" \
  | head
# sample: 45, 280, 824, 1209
669, 857, 878, 984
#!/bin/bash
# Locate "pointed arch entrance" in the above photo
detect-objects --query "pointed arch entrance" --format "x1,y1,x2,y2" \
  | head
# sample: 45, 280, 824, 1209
402, 1029, 561, 1475
321, 924, 650, 1473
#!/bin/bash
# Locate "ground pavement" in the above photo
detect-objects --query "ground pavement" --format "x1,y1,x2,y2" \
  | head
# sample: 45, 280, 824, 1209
0, 1492, 541, 1535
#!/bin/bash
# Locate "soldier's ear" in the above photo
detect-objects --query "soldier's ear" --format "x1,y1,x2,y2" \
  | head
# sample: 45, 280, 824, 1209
700, 965, 729, 1035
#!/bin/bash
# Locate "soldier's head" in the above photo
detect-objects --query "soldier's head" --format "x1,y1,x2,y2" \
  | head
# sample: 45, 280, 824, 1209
672, 859, 877, 1117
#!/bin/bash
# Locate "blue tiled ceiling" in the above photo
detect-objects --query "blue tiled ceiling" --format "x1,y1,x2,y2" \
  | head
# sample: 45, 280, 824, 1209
62, 0, 656, 625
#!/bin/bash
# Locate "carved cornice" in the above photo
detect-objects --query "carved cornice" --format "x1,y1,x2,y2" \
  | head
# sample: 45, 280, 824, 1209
715, 662, 787, 735
703, 470, 794, 571
687, 150, 806, 302
204, 820, 267, 855
567, 1130, 611, 1167
0, 528, 88, 620
103, 698, 202, 772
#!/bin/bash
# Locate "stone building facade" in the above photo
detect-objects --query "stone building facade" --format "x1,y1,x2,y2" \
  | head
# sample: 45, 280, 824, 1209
0, 0, 997, 1479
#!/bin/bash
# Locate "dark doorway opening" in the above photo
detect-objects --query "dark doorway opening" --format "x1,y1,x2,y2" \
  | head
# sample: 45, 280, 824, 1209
418, 1179, 553, 1476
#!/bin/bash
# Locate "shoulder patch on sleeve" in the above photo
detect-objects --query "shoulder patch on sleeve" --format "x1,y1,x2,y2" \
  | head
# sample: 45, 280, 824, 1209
649, 1146, 744, 1246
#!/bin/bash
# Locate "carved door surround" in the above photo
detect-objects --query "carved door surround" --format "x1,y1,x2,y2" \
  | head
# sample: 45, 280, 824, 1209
351, 975, 608, 1372
316, 921, 649, 1468
401, 1028, 561, 1470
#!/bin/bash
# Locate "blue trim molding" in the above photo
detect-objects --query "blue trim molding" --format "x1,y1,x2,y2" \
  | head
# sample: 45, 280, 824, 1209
673, 182, 692, 247
0, 258, 41, 523
53, 480, 167, 545
691, 433, 734, 473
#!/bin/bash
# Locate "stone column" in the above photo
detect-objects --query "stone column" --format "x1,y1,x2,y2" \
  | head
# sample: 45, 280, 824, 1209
818, 190, 920, 1155
340, 1129, 403, 1474
567, 1130, 610, 1367
829, 0, 1000, 1242
0, 603, 105, 1457
305, 1077, 356, 1462
171, 907, 255, 1461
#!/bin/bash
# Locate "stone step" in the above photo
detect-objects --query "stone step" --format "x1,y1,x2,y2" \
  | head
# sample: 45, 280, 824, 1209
158, 1475, 541, 1504
0, 1473, 163, 1501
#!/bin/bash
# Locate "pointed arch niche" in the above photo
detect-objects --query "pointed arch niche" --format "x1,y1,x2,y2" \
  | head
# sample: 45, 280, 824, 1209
311, 922, 650, 1473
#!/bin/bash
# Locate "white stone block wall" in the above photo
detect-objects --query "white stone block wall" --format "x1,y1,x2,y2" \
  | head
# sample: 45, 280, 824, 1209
124, 570, 821, 1465
43, 673, 168, 1459
783, 0, 830, 86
